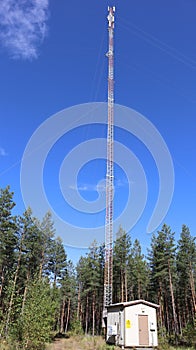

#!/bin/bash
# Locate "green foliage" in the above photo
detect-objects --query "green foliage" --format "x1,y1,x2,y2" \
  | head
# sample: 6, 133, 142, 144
48, 236, 68, 286
113, 228, 131, 302
0, 186, 17, 294
0, 186, 196, 347
158, 327, 169, 350
104, 345, 116, 350
69, 318, 83, 335
176, 225, 196, 330
14, 279, 58, 349
77, 241, 105, 334
179, 323, 196, 347
129, 238, 150, 300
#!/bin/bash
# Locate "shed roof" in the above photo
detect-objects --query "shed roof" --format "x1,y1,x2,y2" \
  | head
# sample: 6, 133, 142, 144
106, 299, 159, 309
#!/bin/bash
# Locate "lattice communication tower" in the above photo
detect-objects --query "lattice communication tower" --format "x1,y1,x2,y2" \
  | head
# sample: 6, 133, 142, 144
103, 6, 115, 313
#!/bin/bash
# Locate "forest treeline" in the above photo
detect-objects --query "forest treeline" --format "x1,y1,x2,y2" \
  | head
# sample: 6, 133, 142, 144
0, 186, 195, 349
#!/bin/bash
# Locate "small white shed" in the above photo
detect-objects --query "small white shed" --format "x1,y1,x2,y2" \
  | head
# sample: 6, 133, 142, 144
106, 299, 159, 348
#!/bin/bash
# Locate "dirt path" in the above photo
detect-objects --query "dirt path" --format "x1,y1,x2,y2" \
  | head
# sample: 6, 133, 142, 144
47, 335, 111, 350
47, 338, 66, 350
47, 336, 86, 350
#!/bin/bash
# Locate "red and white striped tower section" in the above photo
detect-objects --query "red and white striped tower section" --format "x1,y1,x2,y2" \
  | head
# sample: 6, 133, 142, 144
103, 6, 115, 322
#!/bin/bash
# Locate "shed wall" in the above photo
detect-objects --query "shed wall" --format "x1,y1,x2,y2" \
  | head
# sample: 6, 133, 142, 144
124, 304, 158, 347
107, 302, 158, 348
107, 307, 125, 346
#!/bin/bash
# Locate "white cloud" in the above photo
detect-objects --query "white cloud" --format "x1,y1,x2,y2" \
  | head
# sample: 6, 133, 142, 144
69, 184, 101, 192
0, 0, 49, 60
115, 178, 129, 187
0, 147, 8, 156
69, 179, 129, 192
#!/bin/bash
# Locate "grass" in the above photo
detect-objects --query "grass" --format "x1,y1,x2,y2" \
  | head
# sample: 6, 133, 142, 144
46, 335, 196, 350
162, 348, 195, 350
46, 335, 117, 350
1, 336, 195, 350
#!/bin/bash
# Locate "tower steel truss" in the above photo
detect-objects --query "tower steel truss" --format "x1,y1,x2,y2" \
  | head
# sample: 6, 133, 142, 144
103, 6, 115, 312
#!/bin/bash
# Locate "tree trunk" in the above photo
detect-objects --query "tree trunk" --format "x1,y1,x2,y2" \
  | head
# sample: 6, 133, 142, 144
121, 269, 124, 302
0, 268, 4, 299
85, 295, 89, 335
60, 296, 66, 333
77, 284, 81, 321
65, 298, 71, 333
168, 259, 178, 334
129, 284, 134, 301
185, 292, 189, 325
125, 270, 128, 302
92, 291, 95, 336
158, 282, 164, 330
5, 233, 24, 336
189, 262, 196, 314
165, 294, 170, 333
21, 270, 30, 315
138, 278, 141, 299
39, 249, 44, 280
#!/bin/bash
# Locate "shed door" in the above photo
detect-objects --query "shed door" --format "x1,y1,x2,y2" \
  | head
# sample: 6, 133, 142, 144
138, 315, 149, 346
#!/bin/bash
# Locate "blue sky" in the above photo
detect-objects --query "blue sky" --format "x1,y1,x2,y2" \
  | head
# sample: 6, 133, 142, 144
0, 0, 195, 263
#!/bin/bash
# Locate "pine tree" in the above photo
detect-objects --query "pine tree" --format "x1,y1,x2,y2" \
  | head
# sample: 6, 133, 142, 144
48, 236, 67, 287
36, 211, 55, 279
113, 228, 131, 303
59, 260, 77, 333
176, 224, 196, 331
148, 224, 178, 335
19, 279, 58, 349
0, 186, 17, 301
76, 241, 104, 335
129, 239, 149, 300
1, 183, 196, 345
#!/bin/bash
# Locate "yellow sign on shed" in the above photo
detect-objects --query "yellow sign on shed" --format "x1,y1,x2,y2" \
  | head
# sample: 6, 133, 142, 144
126, 319, 131, 328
